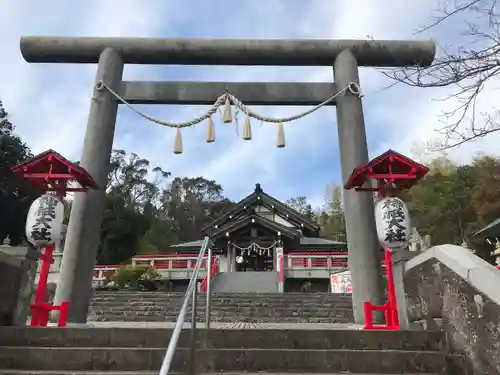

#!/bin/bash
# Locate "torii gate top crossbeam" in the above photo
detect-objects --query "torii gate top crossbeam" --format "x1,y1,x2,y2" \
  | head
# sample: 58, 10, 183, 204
20, 37, 436, 67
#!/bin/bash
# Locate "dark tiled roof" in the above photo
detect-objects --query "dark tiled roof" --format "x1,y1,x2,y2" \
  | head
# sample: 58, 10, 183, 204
300, 237, 346, 245
171, 239, 204, 248
474, 218, 500, 237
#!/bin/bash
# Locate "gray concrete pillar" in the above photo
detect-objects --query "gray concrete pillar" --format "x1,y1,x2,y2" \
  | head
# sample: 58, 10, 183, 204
54, 48, 123, 323
333, 49, 383, 323
392, 250, 413, 329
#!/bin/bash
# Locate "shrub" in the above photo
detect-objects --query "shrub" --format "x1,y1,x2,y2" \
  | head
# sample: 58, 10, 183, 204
112, 265, 149, 289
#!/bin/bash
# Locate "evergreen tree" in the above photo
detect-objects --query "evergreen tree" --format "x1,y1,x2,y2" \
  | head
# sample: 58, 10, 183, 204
0, 99, 38, 244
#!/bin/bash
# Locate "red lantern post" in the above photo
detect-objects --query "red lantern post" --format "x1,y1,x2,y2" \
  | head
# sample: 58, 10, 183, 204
12, 150, 98, 327
344, 149, 429, 330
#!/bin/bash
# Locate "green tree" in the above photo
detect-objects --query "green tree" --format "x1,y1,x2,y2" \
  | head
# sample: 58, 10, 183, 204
138, 217, 178, 254
96, 150, 172, 264
317, 183, 346, 241
160, 177, 234, 242
400, 153, 500, 261
285, 196, 315, 220
0, 100, 39, 245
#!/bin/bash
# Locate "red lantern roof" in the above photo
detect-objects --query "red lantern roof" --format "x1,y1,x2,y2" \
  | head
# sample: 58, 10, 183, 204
11, 149, 98, 195
344, 149, 429, 191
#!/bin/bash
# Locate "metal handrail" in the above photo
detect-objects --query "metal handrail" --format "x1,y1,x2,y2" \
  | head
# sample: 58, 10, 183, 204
159, 236, 210, 375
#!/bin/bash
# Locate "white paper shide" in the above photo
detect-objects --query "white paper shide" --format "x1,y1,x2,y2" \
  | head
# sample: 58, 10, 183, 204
374, 196, 411, 250
276, 247, 284, 272
25, 194, 65, 247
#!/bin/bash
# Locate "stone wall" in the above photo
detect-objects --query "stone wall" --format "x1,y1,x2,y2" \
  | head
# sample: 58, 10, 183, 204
0, 252, 23, 325
404, 245, 500, 375
0, 245, 39, 326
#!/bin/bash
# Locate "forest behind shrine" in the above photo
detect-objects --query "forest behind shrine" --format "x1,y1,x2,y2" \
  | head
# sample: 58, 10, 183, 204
1, 99, 500, 265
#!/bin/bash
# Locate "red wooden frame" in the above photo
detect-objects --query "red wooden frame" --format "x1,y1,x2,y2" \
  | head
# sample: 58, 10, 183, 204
12, 150, 98, 328
344, 149, 429, 199
344, 150, 428, 330
364, 248, 399, 330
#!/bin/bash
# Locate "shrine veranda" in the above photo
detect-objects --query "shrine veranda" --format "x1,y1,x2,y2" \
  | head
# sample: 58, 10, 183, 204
20, 36, 436, 324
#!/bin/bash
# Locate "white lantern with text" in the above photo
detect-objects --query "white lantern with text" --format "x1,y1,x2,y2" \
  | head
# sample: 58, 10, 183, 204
25, 194, 65, 247
374, 196, 411, 250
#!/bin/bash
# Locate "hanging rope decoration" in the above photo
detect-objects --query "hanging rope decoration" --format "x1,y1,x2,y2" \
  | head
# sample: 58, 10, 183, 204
232, 241, 278, 257
96, 81, 363, 154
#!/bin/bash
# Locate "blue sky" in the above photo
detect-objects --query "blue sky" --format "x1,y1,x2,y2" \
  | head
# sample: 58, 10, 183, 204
2, 0, 499, 208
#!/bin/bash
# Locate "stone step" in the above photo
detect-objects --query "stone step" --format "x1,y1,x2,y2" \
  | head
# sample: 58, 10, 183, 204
0, 372, 442, 375
89, 303, 354, 311
0, 327, 444, 351
88, 314, 354, 322
0, 347, 446, 373
90, 298, 353, 305
90, 301, 353, 306
91, 293, 353, 301
91, 297, 354, 302
88, 315, 353, 323
93, 292, 353, 297
89, 306, 354, 314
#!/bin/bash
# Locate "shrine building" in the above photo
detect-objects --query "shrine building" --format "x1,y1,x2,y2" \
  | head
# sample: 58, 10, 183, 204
93, 183, 349, 293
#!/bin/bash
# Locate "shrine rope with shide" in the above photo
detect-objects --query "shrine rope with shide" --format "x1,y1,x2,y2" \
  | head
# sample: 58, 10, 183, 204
96, 80, 362, 154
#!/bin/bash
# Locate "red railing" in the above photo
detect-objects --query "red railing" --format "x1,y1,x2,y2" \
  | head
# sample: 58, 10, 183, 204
200, 257, 220, 293
92, 253, 351, 284
135, 254, 209, 271
286, 252, 349, 270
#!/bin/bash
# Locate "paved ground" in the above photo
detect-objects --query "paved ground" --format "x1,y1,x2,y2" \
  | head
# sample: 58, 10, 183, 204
59, 321, 364, 330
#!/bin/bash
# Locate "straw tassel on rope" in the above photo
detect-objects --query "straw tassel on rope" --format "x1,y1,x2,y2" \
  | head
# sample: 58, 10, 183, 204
242, 116, 252, 140
222, 98, 233, 123
173, 127, 183, 154
206, 116, 215, 143
276, 122, 285, 148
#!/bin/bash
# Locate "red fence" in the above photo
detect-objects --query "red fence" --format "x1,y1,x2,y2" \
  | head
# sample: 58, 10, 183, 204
92, 252, 350, 283
286, 252, 348, 270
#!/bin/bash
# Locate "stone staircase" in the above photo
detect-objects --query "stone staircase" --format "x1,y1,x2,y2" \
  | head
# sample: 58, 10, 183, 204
0, 326, 447, 374
88, 291, 354, 323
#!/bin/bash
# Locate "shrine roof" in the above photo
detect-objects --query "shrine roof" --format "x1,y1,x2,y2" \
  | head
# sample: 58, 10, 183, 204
166, 237, 345, 251
300, 237, 346, 246
202, 183, 320, 235
345, 149, 429, 190
171, 239, 205, 248
11, 149, 98, 191
208, 214, 299, 241
474, 217, 500, 238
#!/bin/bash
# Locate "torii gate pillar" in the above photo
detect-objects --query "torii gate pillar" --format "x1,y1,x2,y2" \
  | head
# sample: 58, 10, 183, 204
53, 48, 124, 322
20, 36, 435, 323
334, 50, 383, 322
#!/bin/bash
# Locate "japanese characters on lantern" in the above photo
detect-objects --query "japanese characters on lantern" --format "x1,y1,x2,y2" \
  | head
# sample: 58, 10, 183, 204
374, 196, 411, 250
25, 194, 64, 247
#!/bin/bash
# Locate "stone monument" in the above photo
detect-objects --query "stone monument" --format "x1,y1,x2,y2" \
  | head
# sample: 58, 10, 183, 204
0, 237, 39, 325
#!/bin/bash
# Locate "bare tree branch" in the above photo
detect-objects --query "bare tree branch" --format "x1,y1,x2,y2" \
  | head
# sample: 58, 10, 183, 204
385, 0, 500, 150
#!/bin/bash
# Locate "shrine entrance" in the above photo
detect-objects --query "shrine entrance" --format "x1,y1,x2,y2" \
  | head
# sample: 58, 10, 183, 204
235, 245, 274, 272
20, 36, 436, 324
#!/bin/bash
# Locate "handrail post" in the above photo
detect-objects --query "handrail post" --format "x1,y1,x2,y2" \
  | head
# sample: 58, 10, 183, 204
189, 283, 198, 375
205, 247, 212, 329
159, 236, 210, 375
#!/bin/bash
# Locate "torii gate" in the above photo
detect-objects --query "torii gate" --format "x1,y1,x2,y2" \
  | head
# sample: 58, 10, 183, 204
20, 36, 436, 324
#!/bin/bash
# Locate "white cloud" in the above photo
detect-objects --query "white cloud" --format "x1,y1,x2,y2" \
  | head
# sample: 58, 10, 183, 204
1, 0, 499, 207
